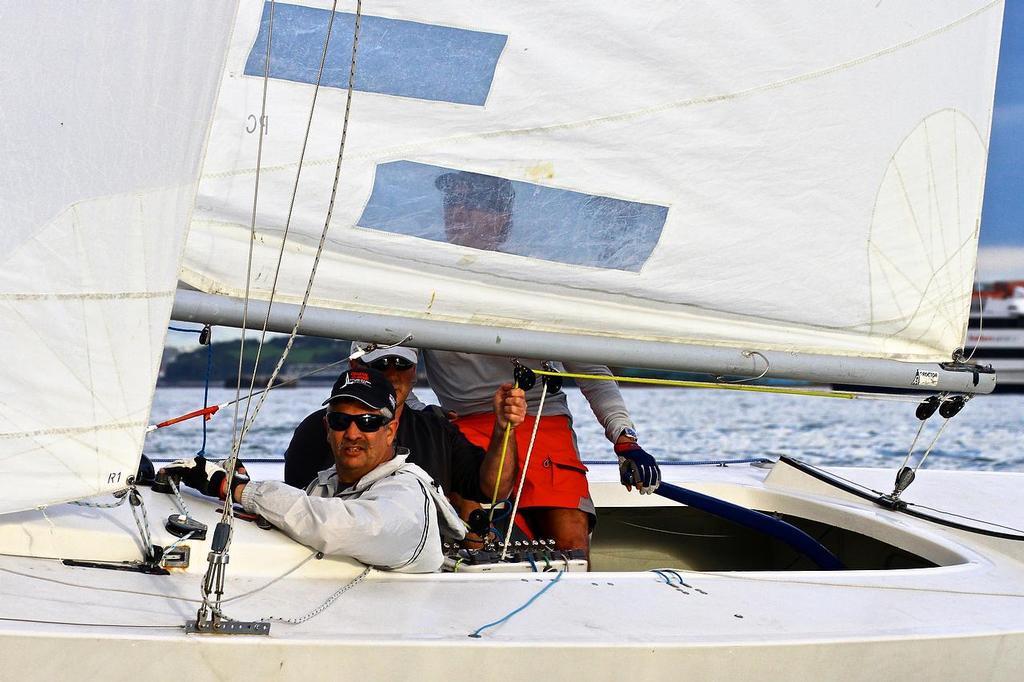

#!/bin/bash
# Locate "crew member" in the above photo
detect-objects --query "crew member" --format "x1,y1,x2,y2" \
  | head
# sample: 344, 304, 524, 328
284, 343, 526, 508
428, 170, 662, 555
163, 368, 465, 572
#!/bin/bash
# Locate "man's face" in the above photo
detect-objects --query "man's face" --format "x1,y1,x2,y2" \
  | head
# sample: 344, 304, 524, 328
325, 399, 398, 483
353, 358, 416, 406
443, 205, 511, 251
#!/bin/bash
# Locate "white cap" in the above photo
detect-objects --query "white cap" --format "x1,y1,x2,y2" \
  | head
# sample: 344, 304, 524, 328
350, 341, 418, 365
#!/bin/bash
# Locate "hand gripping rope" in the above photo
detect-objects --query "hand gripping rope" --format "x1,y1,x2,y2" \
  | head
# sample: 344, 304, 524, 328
495, 362, 561, 561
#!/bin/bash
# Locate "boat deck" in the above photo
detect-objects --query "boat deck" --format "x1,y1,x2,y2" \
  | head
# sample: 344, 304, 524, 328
3, 461, 1024, 680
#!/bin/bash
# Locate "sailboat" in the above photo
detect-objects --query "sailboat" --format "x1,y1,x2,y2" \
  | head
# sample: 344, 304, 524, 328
3, 1, 1022, 679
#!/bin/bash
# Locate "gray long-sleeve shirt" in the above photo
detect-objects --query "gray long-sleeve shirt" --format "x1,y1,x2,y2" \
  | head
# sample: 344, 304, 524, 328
239, 451, 466, 573
420, 350, 634, 444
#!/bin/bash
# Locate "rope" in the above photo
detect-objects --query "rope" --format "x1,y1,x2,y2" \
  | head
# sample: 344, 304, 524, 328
468, 570, 565, 638
0, 565, 203, 604
912, 419, 952, 472
159, 533, 194, 567
232, 0, 344, 461
700, 567, 1024, 599
221, 551, 320, 604
226, 0, 279, 477
897, 420, 929, 473
261, 565, 371, 624
198, 327, 213, 456
639, 457, 772, 467
127, 488, 155, 563
197, 0, 362, 623
651, 569, 691, 594
0, 616, 184, 630
73, 488, 155, 564
146, 356, 352, 434
228, 0, 363, 474
167, 478, 191, 517
486, 380, 521, 529
530, 368, 926, 403
71, 496, 128, 509
501, 380, 549, 560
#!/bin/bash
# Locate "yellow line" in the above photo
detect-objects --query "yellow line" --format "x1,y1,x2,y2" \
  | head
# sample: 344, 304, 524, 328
531, 369, 900, 401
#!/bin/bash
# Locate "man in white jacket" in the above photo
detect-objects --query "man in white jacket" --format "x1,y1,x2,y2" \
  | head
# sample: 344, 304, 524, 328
164, 366, 477, 573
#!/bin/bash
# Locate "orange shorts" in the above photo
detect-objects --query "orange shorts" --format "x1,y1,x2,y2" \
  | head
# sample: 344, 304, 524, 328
452, 413, 595, 520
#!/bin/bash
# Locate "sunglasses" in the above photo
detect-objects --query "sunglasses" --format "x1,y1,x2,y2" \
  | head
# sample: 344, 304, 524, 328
325, 412, 392, 433
365, 357, 415, 372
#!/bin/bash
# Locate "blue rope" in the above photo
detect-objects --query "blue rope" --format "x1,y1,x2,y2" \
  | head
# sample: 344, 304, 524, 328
651, 569, 671, 584
582, 457, 772, 467
166, 326, 214, 455
468, 570, 564, 638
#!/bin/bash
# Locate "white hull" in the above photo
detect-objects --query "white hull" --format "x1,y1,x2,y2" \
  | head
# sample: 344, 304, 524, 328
3, 460, 1024, 681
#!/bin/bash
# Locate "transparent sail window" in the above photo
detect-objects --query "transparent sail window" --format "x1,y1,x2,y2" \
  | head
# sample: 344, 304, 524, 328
244, 2, 507, 106
357, 161, 668, 272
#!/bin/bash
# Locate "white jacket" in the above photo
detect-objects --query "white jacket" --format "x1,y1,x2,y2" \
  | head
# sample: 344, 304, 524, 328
239, 451, 466, 572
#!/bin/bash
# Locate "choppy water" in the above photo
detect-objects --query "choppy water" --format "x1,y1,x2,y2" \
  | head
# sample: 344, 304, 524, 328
146, 386, 1023, 471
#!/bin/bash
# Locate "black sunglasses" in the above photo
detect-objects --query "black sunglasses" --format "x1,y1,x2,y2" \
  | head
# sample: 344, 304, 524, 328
325, 412, 392, 433
365, 357, 415, 372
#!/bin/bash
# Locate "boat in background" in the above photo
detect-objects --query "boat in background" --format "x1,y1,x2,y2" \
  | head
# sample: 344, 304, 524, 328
968, 280, 1024, 391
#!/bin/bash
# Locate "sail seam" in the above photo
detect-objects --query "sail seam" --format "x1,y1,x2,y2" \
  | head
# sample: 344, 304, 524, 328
0, 420, 145, 440
0, 291, 174, 301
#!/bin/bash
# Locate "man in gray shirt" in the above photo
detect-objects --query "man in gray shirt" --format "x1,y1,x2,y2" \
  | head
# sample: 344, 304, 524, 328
163, 367, 466, 572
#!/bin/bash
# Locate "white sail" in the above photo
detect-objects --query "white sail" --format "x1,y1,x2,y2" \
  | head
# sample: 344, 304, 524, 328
183, 1, 1004, 366
0, 4, 238, 513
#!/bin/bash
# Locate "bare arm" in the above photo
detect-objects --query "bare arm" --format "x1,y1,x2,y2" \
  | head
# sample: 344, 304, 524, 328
478, 383, 526, 500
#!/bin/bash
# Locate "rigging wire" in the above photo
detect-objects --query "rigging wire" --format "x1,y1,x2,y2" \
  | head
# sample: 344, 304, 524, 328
194, 0, 364, 630
0, 616, 183, 630
147, 338, 411, 436
232, 0, 346, 460
146, 356, 351, 434
228, 0, 278, 470
228, 0, 363, 465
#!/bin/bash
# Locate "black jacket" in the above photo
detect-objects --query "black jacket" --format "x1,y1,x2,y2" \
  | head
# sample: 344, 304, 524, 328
283, 405, 490, 502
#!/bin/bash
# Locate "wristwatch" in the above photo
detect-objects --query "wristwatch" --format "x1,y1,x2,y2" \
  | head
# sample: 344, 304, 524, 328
619, 427, 639, 442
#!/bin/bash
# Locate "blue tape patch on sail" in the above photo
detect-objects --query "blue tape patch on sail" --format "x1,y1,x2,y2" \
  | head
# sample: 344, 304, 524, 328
358, 161, 668, 272
244, 2, 507, 106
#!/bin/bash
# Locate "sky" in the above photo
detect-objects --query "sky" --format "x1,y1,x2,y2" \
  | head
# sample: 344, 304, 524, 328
978, 1, 1024, 279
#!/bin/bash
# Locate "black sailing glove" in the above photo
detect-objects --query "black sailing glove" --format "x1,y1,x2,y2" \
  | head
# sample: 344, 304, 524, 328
162, 455, 248, 500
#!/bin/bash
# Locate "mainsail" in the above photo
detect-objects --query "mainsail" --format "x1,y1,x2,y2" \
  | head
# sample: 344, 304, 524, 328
0, 4, 239, 513
181, 1, 1004, 371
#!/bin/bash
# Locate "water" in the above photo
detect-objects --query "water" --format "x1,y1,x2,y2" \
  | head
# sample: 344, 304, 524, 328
146, 385, 1024, 471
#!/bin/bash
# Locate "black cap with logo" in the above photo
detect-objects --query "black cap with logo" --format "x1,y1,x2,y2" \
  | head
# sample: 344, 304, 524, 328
322, 366, 397, 418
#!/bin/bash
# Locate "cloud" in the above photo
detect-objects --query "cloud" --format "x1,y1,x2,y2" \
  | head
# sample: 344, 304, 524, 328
977, 246, 1024, 280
